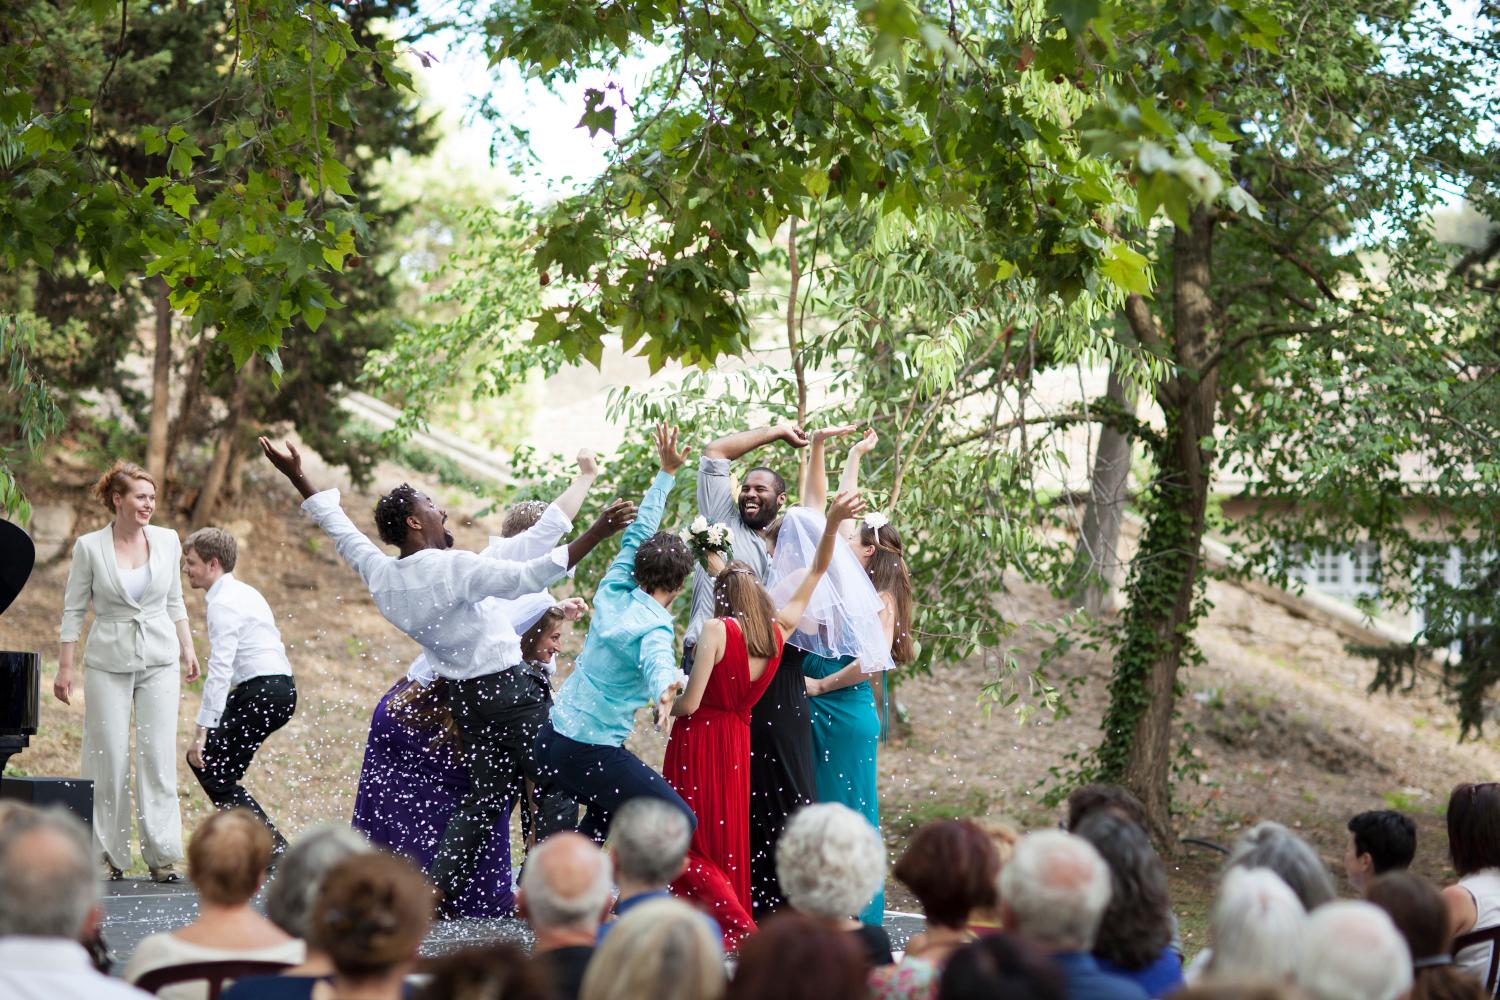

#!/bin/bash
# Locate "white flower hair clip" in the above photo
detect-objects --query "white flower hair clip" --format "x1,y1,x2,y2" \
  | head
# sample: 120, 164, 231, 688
863, 511, 889, 530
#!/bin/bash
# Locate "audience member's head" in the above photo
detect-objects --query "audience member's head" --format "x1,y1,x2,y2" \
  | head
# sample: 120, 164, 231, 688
187, 807, 274, 906
1367, 870, 1486, 1000
0, 805, 99, 941
997, 830, 1111, 953
1295, 901, 1412, 1000
777, 803, 886, 922
1074, 812, 1173, 970
608, 797, 692, 895
1204, 866, 1305, 984
727, 912, 868, 1000
1227, 821, 1336, 910
1064, 784, 1149, 833
1344, 810, 1417, 891
581, 897, 725, 1000
937, 933, 1067, 1000
892, 820, 1000, 931
266, 824, 375, 941
414, 942, 553, 1000
519, 832, 612, 943
312, 852, 435, 987
1446, 782, 1500, 878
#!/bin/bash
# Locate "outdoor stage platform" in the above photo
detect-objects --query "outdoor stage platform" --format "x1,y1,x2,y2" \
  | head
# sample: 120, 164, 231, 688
101, 877, 924, 973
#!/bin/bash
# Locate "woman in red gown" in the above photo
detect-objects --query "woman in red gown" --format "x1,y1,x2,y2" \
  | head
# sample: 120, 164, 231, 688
663, 490, 867, 949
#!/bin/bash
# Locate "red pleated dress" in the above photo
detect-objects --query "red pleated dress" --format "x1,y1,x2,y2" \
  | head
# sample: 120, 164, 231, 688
664, 617, 782, 950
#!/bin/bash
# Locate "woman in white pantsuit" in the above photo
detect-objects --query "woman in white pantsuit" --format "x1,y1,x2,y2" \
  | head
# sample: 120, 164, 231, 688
56, 461, 200, 881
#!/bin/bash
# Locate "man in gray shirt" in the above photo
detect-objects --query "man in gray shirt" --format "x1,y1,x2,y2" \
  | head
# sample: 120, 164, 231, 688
681, 422, 808, 671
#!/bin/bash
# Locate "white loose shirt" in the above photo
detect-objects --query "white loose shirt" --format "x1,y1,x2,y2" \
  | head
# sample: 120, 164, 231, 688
301, 489, 569, 681
406, 502, 574, 686
197, 573, 294, 728
0, 937, 153, 999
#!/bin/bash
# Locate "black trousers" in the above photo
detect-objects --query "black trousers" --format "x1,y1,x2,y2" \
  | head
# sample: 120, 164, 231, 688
431, 666, 578, 906
189, 674, 296, 849
534, 720, 695, 843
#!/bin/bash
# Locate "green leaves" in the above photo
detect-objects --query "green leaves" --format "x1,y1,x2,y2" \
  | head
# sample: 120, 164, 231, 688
578, 87, 617, 138
1101, 243, 1153, 296
163, 183, 197, 218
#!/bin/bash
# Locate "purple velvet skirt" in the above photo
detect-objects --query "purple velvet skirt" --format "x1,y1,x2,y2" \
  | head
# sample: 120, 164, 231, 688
351, 677, 514, 916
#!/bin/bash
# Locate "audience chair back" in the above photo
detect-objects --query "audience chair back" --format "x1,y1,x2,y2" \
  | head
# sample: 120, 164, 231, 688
133, 959, 295, 999
1454, 925, 1500, 996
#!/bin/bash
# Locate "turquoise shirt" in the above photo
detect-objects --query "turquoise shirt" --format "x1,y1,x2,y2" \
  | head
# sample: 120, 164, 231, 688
551, 470, 682, 746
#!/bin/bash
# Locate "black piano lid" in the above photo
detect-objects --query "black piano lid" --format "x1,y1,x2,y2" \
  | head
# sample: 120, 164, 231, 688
0, 518, 34, 618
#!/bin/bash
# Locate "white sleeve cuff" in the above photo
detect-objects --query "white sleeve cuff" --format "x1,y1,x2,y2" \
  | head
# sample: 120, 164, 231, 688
542, 502, 575, 535
300, 488, 342, 516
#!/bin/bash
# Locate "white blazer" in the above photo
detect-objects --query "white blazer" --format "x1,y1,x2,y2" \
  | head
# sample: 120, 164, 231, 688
59, 524, 188, 672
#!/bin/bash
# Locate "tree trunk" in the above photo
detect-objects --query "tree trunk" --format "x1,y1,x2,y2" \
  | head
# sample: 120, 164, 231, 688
1097, 206, 1218, 844
191, 358, 256, 529
143, 281, 173, 489
1070, 358, 1137, 613
165, 330, 210, 475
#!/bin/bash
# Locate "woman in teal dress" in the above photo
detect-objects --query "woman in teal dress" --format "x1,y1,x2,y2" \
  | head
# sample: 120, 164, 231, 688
771, 427, 911, 927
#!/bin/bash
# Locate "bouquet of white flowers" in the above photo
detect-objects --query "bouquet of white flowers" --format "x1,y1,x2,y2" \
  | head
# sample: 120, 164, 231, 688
683, 515, 733, 562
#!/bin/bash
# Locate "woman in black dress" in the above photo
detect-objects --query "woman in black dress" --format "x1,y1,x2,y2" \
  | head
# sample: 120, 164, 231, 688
748, 642, 818, 915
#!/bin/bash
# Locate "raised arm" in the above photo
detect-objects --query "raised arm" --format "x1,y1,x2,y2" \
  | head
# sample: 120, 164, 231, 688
552, 449, 600, 521
837, 429, 879, 545
703, 423, 809, 462
259, 436, 319, 499
801, 425, 857, 511
485, 449, 600, 561
776, 490, 867, 632
602, 424, 688, 590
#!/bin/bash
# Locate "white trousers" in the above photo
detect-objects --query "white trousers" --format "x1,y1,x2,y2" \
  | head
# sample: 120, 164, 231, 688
81, 665, 184, 870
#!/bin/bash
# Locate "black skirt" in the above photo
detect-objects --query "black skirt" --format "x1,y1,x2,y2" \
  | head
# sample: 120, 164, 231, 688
748, 645, 817, 917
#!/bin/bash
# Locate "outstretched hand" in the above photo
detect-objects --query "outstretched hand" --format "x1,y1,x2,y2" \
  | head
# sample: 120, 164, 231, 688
259, 436, 302, 477
849, 428, 879, 458
779, 424, 811, 449
654, 684, 679, 733
811, 424, 858, 445
591, 497, 638, 537
654, 423, 690, 474
258, 436, 316, 499
827, 489, 868, 525
575, 449, 600, 477
555, 597, 589, 621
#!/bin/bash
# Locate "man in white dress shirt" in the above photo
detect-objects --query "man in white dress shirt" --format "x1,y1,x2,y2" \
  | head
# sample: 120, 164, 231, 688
182, 527, 298, 852
259, 436, 634, 913
0, 804, 151, 998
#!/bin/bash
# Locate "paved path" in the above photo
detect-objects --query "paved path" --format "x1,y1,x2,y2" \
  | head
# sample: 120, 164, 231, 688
102, 877, 924, 974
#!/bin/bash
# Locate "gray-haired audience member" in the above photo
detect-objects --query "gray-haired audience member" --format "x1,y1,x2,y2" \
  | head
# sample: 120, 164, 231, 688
603, 797, 722, 945
219, 823, 375, 1000
520, 832, 613, 1000
0, 804, 151, 999
1194, 866, 1305, 985
1295, 901, 1412, 1000
581, 897, 726, 1000
1227, 821, 1336, 911
777, 802, 893, 967
998, 830, 1148, 1000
